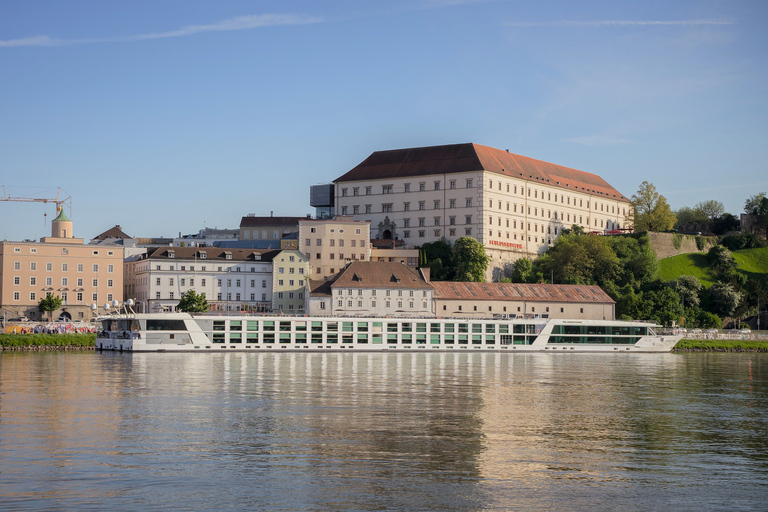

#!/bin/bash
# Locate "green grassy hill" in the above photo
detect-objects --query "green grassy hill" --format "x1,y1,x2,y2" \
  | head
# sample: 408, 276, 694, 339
658, 246, 768, 285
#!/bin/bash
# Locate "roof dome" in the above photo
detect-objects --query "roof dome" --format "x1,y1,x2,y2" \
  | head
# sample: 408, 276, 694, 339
53, 209, 71, 222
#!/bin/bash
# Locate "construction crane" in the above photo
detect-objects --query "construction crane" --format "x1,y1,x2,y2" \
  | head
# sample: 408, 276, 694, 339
1, 187, 72, 224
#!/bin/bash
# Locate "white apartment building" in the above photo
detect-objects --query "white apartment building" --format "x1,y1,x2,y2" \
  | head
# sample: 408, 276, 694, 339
298, 216, 371, 279
126, 247, 279, 313
334, 143, 632, 280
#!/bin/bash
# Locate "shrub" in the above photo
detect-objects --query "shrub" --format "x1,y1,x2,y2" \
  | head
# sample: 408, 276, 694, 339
672, 234, 683, 250
0, 333, 96, 348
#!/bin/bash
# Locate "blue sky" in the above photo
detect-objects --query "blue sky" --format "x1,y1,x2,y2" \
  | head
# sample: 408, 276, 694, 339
1, 0, 766, 241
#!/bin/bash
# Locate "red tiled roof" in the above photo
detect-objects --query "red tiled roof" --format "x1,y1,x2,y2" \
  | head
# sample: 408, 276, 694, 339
431, 282, 615, 304
335, 143, 630, 202
145, 247, 280, 262
93, 225, 131, 240
331, 261, 432, 290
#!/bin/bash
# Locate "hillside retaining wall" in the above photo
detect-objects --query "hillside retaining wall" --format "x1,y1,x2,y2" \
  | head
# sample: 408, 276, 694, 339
647, 232, 718, 260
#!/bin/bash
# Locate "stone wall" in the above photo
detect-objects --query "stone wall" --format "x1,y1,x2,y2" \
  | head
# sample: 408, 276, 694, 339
648, 232, 718, 260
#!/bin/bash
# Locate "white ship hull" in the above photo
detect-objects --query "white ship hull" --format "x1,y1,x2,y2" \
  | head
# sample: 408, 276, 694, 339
96, 312, 681, 353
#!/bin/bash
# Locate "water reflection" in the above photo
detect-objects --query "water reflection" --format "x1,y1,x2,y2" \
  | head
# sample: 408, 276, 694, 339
0, 352, 766, 511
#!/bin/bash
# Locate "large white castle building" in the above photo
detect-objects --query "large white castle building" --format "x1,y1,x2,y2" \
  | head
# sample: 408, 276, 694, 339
333, 143, 633, 279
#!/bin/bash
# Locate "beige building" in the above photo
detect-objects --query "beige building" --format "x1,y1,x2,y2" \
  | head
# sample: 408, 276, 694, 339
308, 261, 433, 317
431, 282, 615, 320
0, 210, 124, 321
298, 217, 371, 279
334, 143, 632, 280
271, 248, 310, 313
239, 214, 309, 242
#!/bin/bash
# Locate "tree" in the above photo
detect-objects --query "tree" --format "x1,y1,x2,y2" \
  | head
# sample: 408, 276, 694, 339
38, 294, 63, 321
695, 200, 725, 221
534, 232, 620, 286
707, 245, 735, 272
418, 238, 454, 280
669, 275, 702, 309
510, 257, 533, 283
744, 192, 768, 215
706, 283, 742, 318
631, 181, 676, 232
710, 214, 739, 236
675, 206, 707, 227
177, 289, 209, 313
452, 237, 490, 282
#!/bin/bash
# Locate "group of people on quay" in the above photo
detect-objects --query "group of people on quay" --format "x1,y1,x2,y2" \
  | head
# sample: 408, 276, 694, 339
4, 322, 96, 335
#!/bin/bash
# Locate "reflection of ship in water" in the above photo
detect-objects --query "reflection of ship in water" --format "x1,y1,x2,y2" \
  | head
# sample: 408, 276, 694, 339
474, 354, 692, 508
122, 351, 489, 509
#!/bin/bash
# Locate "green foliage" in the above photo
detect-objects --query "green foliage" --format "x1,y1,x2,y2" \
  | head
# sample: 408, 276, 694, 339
706, 282, 742, 318
721, 233, 766, 251
669, 275, 702, 308
695, 236, 707, 251
38, 294, 63, 320
674, 339, 767, 351
452, 237, 490, 282
607, 234, 657, 286
695, 311, 723, 329
672, 233, 683, 250
675, 206, 707, 227
695, 200, 725, 221
631, 181, 677, 232
641, 286, 683, 326
710, 214, 739, 236
510, 257, 533, 283
0, 333, 96, 347
418, 238, 454, 280
707, 245, 735, 271
744, 192, 768, 215
533, 232, 620, 286
176, 289, 209, 313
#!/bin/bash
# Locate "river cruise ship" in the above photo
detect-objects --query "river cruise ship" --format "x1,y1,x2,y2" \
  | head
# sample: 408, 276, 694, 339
96, 312, 681, 353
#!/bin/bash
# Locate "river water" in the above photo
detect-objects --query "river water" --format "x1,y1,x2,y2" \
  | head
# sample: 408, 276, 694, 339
0, 351, 766, 511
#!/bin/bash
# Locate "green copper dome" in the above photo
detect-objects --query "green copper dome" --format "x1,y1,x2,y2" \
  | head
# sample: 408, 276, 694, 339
53, 209, 71, 222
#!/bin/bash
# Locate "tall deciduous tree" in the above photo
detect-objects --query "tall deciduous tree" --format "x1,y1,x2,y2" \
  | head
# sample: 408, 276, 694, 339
177, 289, 209, 313
631, 181, 676, 232
452, 237, 490, 282
38, 294, 63, 321
695, 200, 725, 221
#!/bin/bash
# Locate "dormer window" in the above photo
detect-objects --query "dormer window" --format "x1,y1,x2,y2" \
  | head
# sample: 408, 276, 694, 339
199, 251, 207, 259
168, 250, 175, 259
225, 252, 233, 260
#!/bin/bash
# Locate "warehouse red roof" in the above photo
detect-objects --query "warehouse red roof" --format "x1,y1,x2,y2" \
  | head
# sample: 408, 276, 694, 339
431, 282, 614, 304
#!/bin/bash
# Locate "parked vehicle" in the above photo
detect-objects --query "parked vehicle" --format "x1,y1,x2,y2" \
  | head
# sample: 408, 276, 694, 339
7, 316, 29, 322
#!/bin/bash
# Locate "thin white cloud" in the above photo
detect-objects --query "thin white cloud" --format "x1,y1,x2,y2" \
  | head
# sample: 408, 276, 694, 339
0, 35, 63, 47
504, 19, 734, 28
0, 14, 323, 48
564, 135, 636, 146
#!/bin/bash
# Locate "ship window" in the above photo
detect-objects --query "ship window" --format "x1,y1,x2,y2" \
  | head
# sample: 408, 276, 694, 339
147, 319, 187, 331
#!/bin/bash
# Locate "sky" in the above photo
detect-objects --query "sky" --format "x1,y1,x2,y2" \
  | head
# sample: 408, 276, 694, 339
1, 0, 767, 242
